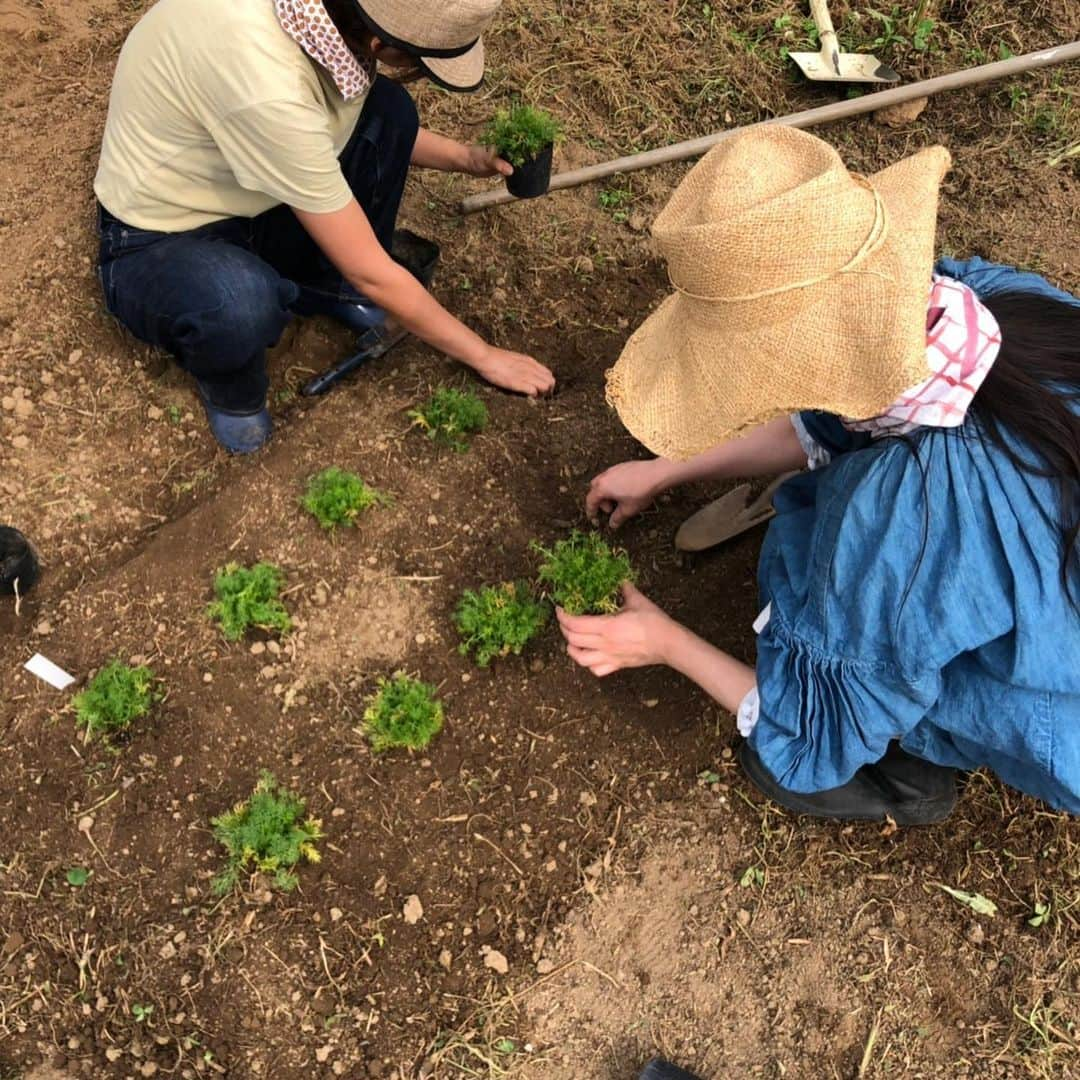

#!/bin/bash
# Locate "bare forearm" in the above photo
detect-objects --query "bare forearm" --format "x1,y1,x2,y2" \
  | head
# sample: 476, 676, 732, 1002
655, 415, 808, 490
293, 201, 553, 395
658, 618, 756, 713
411, 128, 467, 171
355, 260, 487, 366
294, 202, 484, 365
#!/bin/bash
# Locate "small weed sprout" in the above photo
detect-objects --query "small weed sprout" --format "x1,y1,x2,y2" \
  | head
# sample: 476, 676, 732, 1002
409, 387, 489, 452
362, 674, 444, 753
598, 186, 632, 223
533, 530, 635, 615
301, 467, 390, 530
211, 771, 323, 895
480, 104, 563, 167
454, 581, 549, 666
207, 562, 292, 641
73, 660, 157, 742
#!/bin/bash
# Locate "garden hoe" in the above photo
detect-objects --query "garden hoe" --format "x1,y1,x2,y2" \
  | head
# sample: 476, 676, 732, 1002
790, 0, 900, 84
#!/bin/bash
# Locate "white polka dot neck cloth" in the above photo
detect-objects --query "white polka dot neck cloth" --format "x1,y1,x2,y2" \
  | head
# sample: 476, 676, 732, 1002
275, 0, 375, 102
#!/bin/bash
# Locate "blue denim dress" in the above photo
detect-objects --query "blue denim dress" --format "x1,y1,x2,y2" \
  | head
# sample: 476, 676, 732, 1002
750, 259, 1080, 811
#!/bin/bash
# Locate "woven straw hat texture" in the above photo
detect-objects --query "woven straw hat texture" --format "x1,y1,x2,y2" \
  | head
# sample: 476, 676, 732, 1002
605, 125, 952, 461
358, 0, 499, 89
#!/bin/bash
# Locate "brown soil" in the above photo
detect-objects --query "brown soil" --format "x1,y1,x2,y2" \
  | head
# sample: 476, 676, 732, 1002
1, 2, 1078, 1079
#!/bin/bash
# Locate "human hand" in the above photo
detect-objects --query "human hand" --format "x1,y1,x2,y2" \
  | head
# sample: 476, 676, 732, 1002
459, 144, 513, 179
556, 583, 675, 677
586, 459, 669, 528
471, 345, 555, 397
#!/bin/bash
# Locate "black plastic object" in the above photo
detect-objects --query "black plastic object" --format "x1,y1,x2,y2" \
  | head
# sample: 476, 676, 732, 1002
635, 1058, 704, 1075
300, 229, 440, 398
0, 526, 39, 595
301, 322, 409, 396
506, 144, 554, 199
638, 1059, 704, 1080
391, 229, 440, 288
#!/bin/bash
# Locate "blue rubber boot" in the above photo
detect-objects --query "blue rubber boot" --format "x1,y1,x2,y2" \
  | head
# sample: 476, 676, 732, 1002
290, 289, 388, 335
195, 381, 272, 454
639, 1059, 703, 1080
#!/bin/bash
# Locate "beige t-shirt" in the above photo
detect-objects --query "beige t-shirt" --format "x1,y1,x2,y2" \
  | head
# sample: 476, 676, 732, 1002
94, 0, 367, 232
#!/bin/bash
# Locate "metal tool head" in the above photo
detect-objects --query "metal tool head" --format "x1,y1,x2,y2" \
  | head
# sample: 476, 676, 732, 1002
790, 45, 900, 83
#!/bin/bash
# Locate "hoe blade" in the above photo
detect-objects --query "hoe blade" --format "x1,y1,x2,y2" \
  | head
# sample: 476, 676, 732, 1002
790, 49, 900, 83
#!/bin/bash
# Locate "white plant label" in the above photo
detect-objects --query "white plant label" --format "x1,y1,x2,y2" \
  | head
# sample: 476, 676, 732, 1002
24, 653, 75, 690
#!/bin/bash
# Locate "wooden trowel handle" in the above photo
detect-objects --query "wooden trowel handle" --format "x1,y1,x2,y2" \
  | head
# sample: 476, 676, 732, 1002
808, 0, 841, 71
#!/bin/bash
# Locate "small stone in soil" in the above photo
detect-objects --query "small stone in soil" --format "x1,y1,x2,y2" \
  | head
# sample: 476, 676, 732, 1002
482, 947, 509, 975
402, 894, 423, 924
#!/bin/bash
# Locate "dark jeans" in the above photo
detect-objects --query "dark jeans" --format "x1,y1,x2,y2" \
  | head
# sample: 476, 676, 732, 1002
98, 76, 419, 411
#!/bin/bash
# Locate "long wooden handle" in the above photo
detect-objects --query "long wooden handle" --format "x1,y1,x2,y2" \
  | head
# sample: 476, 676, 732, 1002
460, 42, 1080, 215
809, 0, 840, 70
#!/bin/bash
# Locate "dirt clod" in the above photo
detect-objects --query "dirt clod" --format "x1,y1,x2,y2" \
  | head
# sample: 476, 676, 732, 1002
482, 947, 509, 975
403, 894, 424, 925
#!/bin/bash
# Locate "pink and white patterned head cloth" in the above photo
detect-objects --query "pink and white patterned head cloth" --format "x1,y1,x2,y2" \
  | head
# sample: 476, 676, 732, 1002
845, 275, 1002, 436
275, 0, 374, 102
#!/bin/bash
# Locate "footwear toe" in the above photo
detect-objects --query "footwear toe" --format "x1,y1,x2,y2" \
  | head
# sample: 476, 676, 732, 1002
292, 290, 386, 335
205, 406, 272, 454
739, 741, 955, 825
638, 1059, 703, 1080
195, 384, 272, 454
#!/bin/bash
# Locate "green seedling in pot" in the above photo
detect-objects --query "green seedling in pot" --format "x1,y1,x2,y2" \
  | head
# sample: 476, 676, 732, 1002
211, 771, 323, 895
455, 581, 549, 666
533, 530, 635, 615
301, 466, 390, 530
207, 561, 292, 641
73, 659, 159, 744
481, 103, 564, 199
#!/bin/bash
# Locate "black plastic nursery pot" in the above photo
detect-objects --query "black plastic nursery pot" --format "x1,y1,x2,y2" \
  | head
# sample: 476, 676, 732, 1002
506, 143, 554, 199
0, 525, 39, 595
391, 228, 440, 288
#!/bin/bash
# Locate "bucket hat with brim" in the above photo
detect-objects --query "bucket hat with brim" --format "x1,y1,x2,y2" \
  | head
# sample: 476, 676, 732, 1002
355, 0, 499, 91
605, 125, 952, 461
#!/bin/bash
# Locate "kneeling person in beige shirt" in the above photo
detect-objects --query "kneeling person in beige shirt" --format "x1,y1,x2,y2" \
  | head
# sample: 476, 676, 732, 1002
95, 0, 554, 452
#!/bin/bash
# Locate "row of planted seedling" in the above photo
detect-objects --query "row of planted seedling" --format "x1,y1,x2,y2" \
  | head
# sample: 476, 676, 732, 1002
68, 383, 634, 895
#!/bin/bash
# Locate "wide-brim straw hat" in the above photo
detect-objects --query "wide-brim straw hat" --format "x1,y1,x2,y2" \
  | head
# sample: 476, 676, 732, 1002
605, 126, 952, 461
356, 0, 499, 91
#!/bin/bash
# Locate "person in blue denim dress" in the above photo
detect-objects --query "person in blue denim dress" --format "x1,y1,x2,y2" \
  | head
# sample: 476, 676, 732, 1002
557, 126, 1080, 825
95, 0, 554, 453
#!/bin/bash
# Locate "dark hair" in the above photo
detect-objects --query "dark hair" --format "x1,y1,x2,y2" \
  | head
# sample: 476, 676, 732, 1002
969, 290, 1080, 600
321, 0, 376, 50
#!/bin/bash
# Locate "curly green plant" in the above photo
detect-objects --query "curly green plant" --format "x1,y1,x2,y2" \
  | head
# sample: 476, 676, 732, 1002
73, 660, 157, 741
408, 387, 489, 452
362, 674, 444, 752
480, 104, 563, 167
211, 771, 323, 895
533, 530, 635, 615
301, 467, 390, 530
207, 562, 292, 641
454, 581, 549, 666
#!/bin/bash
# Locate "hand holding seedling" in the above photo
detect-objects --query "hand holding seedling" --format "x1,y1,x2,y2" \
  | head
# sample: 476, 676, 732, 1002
557, 583, 674, 676
458, 144, 514, 179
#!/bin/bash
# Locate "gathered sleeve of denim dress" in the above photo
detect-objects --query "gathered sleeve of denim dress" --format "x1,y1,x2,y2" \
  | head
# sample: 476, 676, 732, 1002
748, 260, 1080, 811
